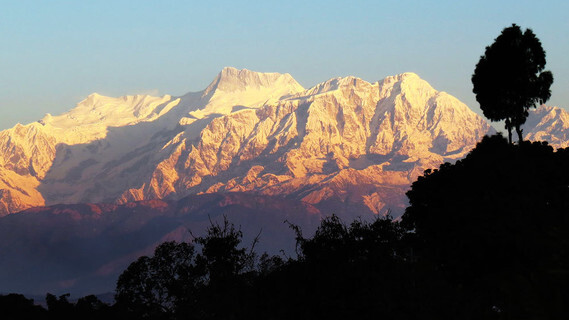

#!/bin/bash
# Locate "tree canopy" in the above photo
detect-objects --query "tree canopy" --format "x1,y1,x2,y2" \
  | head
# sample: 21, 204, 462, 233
472, 24, 553, 143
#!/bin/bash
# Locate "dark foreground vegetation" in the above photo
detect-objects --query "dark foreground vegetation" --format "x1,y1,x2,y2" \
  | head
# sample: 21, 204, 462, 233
2, 134, 569, 319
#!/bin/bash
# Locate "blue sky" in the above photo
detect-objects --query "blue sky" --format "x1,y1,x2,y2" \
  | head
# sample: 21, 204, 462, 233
1, 0, 568, 130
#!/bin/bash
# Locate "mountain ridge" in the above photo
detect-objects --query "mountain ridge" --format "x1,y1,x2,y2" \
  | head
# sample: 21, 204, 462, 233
0, 67, 494, 216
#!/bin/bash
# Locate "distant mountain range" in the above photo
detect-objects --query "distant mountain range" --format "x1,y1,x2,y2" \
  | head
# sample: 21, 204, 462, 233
0, 67, 567, 295
0, 67, 493, 217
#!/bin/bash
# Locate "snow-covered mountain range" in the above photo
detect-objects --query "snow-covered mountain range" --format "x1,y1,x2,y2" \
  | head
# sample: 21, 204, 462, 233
2, 67, 568, 295
0, 67, 495, 217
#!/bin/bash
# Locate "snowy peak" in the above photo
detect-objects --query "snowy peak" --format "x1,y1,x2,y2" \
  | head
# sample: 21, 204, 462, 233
191, 67, 305, 118
524, 105, 569, 148
35, 93, 178, 145
50, 93, 174, 127
296, 76, 375, 99
382, 72, 421, 82
378, 72, 434, 99
290, 72, 491, 163
204, 67, 304, 95
297, 72, 433, 102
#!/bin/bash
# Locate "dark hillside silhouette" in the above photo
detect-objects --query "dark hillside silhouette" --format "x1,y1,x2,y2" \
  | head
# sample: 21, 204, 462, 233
402, 134, 569, 318
0, 294, 46, 319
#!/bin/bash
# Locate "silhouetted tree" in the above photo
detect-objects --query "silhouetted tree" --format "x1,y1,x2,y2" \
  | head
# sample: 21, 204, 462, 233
115, 241, 198, 319
45, 293, 75, 320
115, 216, 260, 320
194, 218, 256, 286
74, 295, 111, 320
402, 134, 569, 318
472, 24, 553, 143
189, 217, 258, 320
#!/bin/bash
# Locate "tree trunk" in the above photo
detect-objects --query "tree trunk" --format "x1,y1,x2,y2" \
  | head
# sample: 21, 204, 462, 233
505, 118, 513, 144
515, 125, 523, 144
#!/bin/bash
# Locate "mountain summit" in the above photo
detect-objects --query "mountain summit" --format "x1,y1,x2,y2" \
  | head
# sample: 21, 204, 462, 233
0, 68, 493, 216
205, 67, 303, 94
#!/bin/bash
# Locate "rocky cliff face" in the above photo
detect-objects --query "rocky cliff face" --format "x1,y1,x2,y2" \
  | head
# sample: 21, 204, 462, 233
0, 67, 493, 217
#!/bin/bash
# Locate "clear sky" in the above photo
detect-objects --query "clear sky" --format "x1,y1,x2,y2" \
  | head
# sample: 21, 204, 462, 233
1, 0, 568, 130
